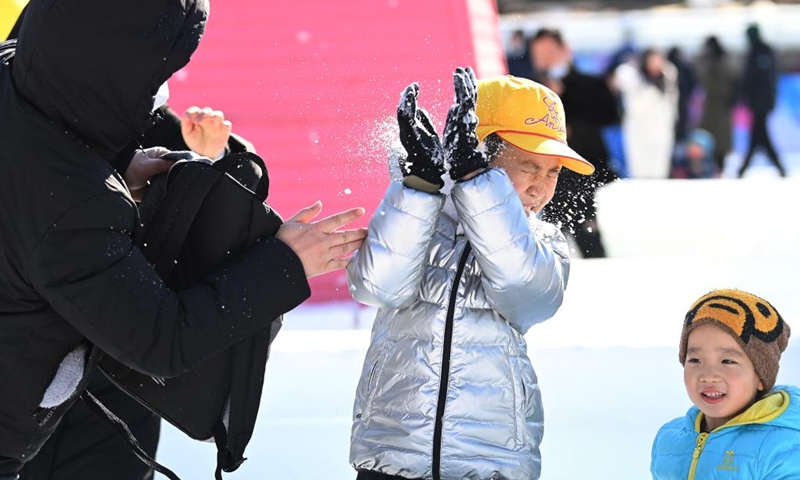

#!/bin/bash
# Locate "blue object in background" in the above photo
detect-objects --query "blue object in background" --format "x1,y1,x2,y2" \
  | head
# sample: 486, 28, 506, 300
574, 52, 631, 178
602, 125, 628, 178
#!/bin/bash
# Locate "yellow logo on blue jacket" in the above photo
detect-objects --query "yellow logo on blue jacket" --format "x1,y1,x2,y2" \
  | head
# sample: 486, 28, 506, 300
716, 450, 739, 472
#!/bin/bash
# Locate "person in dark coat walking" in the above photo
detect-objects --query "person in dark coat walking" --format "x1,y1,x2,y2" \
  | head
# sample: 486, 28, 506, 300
666, 46, 698, 145
0, 1, 366, 478
697, 36, 736, 172
530, 28, 619, 258
738, 24, 786, 178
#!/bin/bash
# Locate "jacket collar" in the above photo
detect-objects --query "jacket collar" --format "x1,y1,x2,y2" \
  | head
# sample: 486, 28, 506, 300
690, 389, 791, 433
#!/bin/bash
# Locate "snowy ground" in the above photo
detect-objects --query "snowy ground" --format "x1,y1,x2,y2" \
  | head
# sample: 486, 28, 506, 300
155, 153, 800, 479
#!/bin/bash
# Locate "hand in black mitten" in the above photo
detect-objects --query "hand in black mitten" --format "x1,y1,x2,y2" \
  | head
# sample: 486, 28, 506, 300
397, 83, 445, 190
443, 67, 489, 181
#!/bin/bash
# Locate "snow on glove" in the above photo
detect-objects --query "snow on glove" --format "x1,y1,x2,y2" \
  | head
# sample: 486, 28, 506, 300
397, 82, 445, 190
443, 66, 489, 181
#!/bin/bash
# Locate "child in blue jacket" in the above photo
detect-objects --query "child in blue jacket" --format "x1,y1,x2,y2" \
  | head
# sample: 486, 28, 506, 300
651, 289, 799, 479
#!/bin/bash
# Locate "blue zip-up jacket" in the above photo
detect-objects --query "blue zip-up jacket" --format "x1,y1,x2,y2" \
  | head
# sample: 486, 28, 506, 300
651, 385, 800, 479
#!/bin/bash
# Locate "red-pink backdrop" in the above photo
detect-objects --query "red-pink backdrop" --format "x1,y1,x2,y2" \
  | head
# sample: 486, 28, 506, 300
168, 0, 506, 301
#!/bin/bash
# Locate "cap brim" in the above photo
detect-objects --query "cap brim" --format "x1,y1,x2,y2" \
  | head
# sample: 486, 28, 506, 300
496, 132, 596, 175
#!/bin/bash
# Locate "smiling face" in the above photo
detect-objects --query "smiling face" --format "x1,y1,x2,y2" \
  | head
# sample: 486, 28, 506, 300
491, 142, 561, 216
683, 323, 764, 432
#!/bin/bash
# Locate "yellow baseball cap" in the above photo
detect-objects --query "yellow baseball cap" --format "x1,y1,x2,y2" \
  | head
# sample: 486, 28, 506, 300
476, 75, 595, 175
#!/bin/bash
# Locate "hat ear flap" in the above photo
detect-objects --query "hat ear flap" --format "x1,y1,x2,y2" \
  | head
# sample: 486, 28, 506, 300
777, 320, 791, 353
684, 310, 695, 326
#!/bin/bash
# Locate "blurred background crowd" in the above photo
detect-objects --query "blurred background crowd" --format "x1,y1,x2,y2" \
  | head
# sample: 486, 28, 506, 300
500, 0, 800, 182
3, 0, 797, 283
496, 0, 800, 264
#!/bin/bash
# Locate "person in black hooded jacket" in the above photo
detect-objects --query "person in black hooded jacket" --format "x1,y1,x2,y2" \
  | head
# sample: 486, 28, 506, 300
19, 104, 259, 480
18, 106, 256, 480
4, 11, 263, 480
18, 108, 256, 480
0, 0, 366, 477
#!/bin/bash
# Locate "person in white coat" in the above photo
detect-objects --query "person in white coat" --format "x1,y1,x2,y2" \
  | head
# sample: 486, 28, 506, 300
614, 48, 679, 178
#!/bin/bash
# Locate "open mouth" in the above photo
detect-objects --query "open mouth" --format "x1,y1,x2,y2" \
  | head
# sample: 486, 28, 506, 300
700, 391, 726, 404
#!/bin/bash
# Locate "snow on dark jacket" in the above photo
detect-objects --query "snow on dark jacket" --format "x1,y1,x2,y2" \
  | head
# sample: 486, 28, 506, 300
0, 0, 310, 473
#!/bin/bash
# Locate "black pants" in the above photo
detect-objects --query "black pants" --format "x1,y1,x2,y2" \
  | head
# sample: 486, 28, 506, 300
19, 376, 159, 480
740, 111, 785, 177
356, 471, 423, 480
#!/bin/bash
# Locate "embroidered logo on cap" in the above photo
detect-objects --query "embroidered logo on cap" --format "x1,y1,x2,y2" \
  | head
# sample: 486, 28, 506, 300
524, 95, 566, 136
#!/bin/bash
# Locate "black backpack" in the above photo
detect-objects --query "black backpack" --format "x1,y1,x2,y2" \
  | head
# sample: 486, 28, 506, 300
82, 151, 283, 480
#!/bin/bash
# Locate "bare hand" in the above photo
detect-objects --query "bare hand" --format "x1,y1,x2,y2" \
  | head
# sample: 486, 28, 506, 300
276, 201, 368, 278
123, 147, 173, 201
180, 106, 233, 159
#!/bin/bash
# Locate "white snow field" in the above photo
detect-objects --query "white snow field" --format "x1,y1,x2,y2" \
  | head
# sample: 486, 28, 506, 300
156, 173, 800, 479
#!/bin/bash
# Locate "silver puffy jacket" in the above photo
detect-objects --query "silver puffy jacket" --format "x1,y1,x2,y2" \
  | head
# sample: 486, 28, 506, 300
347, 168, 570, 480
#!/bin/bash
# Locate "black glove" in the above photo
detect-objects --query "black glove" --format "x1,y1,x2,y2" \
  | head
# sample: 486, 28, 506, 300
397, 82, 445, 190
443, 67, 489, 181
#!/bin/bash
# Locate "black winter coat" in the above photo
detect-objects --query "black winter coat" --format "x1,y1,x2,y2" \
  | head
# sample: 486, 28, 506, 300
0, 0, 310, 473
558, 66, 620, 179
741, 40, 778, 114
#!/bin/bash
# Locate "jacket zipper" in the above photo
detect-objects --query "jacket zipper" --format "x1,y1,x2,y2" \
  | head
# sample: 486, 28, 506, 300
687, 432, 708, 480
432, 243, 472, 480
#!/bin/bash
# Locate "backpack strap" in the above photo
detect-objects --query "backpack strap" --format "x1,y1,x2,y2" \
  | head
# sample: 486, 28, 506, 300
208, 153, 276, 476
214, 324, 276, 475
211, 421, 235, 480
80, 390, 182, 480
212, 152, 269, 201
